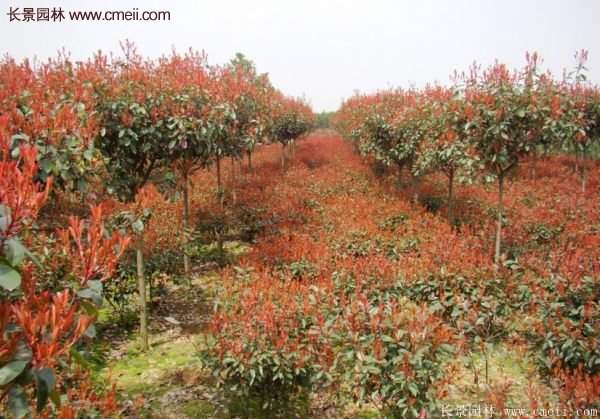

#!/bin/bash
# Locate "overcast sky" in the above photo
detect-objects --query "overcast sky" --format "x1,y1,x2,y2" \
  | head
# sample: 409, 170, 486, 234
1, 0, 599, 111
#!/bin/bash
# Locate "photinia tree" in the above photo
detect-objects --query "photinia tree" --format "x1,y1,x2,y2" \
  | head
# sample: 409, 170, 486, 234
95, 42, 170, 350
334, 89, 413, 170
468, 61, 544, 264
159, 51, 213, 281
207, 56, 276, 194
390, 102, 424, 180
353, 89, 429, 202
225, 53, 275, 172
559, 50, 600, 193
206, 64, 243, 199
270, 95, 313, 171
362, 114, 393, 166
468, 54, 591, 263
415, 87, 478, 224
206, 102, 237, 201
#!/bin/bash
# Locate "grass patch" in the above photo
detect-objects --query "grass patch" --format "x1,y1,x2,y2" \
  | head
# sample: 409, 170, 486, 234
445, 343, 555, 407
180, 399, 215, 417
102, 334, 203, 395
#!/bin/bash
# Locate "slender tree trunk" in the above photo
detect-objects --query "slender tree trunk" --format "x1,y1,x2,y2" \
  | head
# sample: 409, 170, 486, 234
230, 157, 237, 205
247, 151, 252, 171
494, 173, 504, 265
396, 162, 405, 185
447, 169, 455, 225
484, 349, 489, 384
182, 171, 191, 283
216, 228, 224, 265
216, 155, 223, 207
582, 164, 587, 194
136, 238, 149, 351
412, 173, 420, 204
281, 143, 286, 172
216, 155, 222, 191
471, 355, 479, 385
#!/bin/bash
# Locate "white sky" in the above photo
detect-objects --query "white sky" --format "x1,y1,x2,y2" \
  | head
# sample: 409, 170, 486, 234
1, 0, 599, 112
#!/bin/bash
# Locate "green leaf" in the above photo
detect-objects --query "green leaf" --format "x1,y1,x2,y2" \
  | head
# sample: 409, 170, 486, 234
88, 280, 103, 294
0, 213, 10, 233
0, 360, 28, 385
83, 148, 94, 161
49, 389, 61, 409
22, 246, 43, 270
8, 386, 29, 419
407, 382, 419, 397
39, 159, 55, 174
249, 369, 256, 385
438, 344, 455, 354
77, 287, 102, 306
84, 324, 97, 338
34, 368, 55, 412
69, 348, 90, 368
13, 344, 32, 363
0, 263, 21, 291
132, 219, 144, 233
79, 300, 99, 316
5, 238, 26, 266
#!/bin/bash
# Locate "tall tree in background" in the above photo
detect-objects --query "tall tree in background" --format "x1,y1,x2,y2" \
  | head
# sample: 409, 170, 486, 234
270, 95, 313, 171
159, 51, 213, 281
95, 43, 170, 350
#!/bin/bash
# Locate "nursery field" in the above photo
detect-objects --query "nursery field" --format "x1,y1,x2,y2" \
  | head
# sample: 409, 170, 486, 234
1, 47, 599, 418
91, 131, 599, 418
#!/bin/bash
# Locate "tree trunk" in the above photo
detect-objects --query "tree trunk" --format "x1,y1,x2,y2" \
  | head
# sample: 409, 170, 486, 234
494, 174, 504, 265
216, 155, 222, 191
484, 349, 489, 384
412, 173, 420, 204
582, 164, 587, 194
230, 156, 236, 182
281, 143, 286, 172
396, 162, 405, 185
216, 155, 223, 207
230, 156, 237, 205
247, 151, 252, 171
182, 171, 191, 283
447, 169, 455, 225
216, 228, 224, 265
136, 240, 149, 351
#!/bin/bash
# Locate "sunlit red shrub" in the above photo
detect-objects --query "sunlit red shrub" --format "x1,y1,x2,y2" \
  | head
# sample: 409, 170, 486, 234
1, 115, 127, 416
